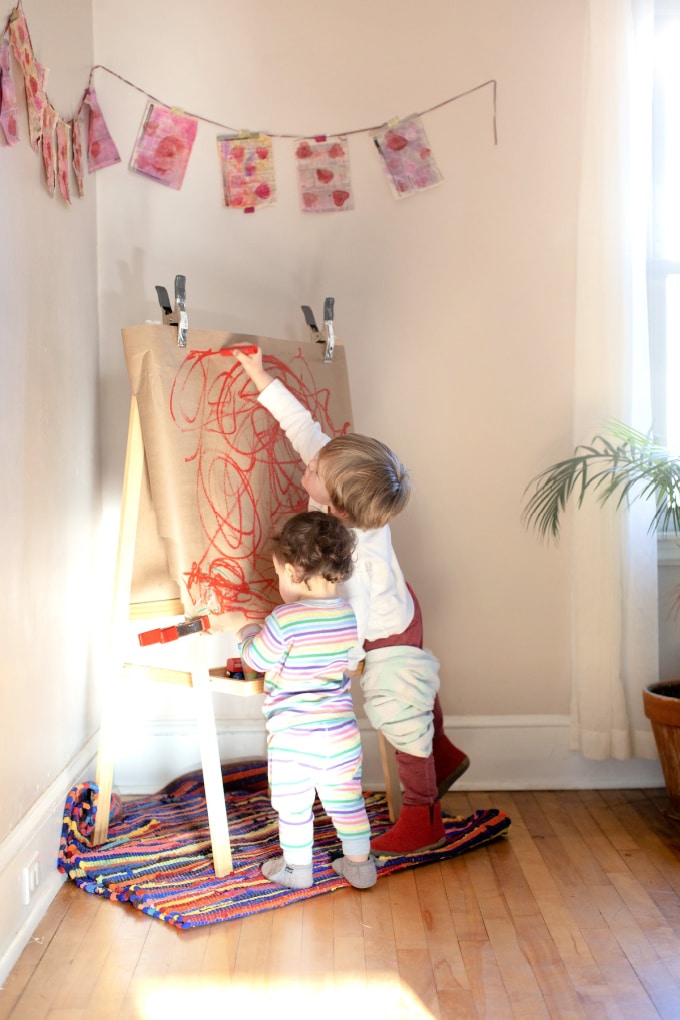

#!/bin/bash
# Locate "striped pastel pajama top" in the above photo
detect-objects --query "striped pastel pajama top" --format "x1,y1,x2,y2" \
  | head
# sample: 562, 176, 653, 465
240, 597, 359, 735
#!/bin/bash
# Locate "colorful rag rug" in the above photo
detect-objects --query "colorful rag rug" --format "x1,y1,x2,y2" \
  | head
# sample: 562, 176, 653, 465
58, 760, 511, 929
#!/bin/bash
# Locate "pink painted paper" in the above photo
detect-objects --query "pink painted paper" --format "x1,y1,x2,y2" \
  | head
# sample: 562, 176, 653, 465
130, 102, 197, 190
217, 133, 276, 212
9, 9, 46, 151
56, 118, 71, 203
295, 136, 353, 212
372, 115, 443, 199
71, 115, 84, 196
0, 32, 19, 145
41, 103, 57, 195
84, 86, 121, 172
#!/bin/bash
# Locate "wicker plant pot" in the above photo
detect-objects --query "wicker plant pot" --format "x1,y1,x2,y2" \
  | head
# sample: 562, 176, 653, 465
643, 680, 680, 820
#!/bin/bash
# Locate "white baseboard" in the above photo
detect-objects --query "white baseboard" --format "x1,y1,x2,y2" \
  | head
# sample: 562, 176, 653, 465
0, 715, 665, 989
0, 735, 98, 989
111, 714, 665, 794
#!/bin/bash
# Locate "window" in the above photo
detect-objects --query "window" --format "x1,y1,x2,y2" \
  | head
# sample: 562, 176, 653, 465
651, 4, 680, 453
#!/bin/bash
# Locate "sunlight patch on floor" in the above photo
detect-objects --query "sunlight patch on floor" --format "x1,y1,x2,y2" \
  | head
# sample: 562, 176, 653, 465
138, 973, 436, 1019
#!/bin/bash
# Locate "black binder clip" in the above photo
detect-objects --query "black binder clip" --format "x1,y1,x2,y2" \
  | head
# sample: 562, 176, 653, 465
301, 297, 335, 363
155, 274, 188, 348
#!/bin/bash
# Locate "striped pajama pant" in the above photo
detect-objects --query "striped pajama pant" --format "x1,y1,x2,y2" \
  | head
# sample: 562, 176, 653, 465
267, 717, 371, 865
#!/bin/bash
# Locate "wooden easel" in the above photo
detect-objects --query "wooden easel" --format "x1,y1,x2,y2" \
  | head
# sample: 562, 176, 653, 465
92, 396, 262, 877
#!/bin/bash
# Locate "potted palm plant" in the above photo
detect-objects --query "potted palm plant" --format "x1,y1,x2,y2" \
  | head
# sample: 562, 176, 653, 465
522, 419, 680, 818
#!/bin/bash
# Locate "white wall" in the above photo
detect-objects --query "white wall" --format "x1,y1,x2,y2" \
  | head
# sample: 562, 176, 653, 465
1, 0, 671, 985
0, 0, 99, 982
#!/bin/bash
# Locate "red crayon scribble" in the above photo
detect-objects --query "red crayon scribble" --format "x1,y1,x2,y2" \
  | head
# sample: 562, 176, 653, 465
169, 347, 350, 620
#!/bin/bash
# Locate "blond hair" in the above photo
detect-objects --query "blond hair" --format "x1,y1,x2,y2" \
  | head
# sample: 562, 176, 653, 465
317, 434, 410, 530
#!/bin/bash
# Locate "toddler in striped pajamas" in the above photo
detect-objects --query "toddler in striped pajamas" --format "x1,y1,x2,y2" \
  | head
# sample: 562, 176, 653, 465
237, 510, 377, 891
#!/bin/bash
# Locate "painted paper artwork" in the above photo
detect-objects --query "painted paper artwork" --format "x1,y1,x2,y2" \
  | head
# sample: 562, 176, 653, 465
217, 132, 276, 212
41, 102, 57, 194
84, 87, 121, 172
56, 118, 71, 203
296, 136, 353, 212
372, 115, 443, 199
8, 8, 46, 152
71, 115, 84, 196
130, 102, 198, 190
122, 327, 353, 628
0, 32, 19, 146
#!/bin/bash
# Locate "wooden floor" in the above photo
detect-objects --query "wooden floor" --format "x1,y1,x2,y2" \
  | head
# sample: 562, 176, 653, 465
3, 787, 680, 1019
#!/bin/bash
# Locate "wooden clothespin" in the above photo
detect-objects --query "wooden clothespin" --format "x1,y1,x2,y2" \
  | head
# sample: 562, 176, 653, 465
155, 274, 189, 347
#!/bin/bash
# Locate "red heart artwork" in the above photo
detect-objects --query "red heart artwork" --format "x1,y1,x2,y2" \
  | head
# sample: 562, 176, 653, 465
296, 141, 313, 159
256, 147, 269, 160
332, 189, 350, 207
316, 168, 334, 184
303, 192, 318, 208
328, 143, 345, 159
255, 182, 271, 199
420, 147, 431, 160
385, 132, 408, 152
230, 145, 245, 162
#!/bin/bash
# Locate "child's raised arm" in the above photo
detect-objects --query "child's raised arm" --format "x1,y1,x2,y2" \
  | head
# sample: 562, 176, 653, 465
232, 346, 274, 393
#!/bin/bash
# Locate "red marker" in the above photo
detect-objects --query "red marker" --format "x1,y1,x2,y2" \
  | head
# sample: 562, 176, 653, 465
219, 345, 258, 356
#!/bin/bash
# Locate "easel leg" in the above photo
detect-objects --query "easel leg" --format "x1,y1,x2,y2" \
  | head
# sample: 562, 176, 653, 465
93, 710, 116, 846
378, 731, 402, 823
94, 397, 146, 846
191, 634, 234, 877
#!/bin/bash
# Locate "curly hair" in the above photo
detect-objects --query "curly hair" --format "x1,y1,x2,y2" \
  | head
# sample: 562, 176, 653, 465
317, 434, 410, 529
270, 510, 356, 585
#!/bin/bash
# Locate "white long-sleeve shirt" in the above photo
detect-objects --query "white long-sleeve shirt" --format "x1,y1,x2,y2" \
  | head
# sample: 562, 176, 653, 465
259, 379, 414, 667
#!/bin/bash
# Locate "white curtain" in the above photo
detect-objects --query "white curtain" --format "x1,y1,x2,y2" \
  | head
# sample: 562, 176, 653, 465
571, 0, 659, 760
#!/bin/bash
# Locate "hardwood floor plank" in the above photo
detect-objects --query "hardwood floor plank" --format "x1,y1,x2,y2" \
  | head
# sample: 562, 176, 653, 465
413, 865, 469, 991
0, 883, 79, 1020
440, 857, 487, 941
482, 917, 552, 1018
395, 947, 440, 1020
331, 886, 364, 939
387, 870, 428, 950
458, 937, 515, 1019
361, 868, 396, 944
200, 917, 241, 977
5, 889, 114, 1020
581, 926, 663, 1019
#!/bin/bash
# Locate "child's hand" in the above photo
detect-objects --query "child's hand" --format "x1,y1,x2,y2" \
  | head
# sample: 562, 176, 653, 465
232, 346, 274, 393
237, 623, 261, 643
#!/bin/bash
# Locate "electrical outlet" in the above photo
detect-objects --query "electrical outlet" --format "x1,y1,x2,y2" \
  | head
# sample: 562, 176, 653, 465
21, 852, 40, 905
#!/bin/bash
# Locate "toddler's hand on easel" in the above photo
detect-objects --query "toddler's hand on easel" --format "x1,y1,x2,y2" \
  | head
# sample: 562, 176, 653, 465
232, 346, 274, 393
236, 623, 261, 643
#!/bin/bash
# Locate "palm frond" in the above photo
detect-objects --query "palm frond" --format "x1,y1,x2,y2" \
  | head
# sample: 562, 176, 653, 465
522, 420, 680, 541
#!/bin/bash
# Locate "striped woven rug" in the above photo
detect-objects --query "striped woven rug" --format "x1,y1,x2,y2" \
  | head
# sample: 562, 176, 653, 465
58, 760, 511, 929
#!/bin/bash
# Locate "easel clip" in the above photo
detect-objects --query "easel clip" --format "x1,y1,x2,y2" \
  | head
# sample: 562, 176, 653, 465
155, 274, 189, 347
300, 296, 335, 363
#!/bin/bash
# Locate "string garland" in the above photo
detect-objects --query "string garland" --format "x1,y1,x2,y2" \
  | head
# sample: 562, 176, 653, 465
81, 64, 498, 145
2, 0, 498, 209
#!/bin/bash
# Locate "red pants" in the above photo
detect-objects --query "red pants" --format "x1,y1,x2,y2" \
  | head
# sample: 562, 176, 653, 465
364, 585, 442, 806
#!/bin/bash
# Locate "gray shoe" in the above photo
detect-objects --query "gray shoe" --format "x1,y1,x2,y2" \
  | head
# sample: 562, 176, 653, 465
261, 856, 313, 889
331, 855, 377, 889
